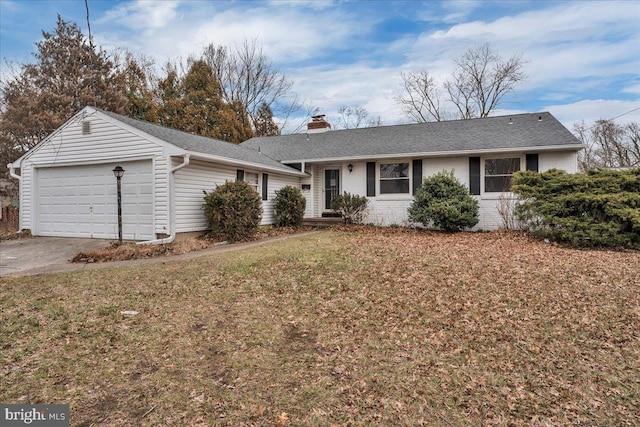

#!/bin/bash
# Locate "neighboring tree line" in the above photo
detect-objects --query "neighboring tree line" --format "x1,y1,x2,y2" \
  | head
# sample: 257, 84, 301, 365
574, 119, 640, 170
0, 16, 293, 175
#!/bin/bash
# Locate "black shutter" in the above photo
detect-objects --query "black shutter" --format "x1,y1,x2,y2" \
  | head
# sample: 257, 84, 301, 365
366, 162, 376, 197
469, 157, 480, 195
526, 154, 539, 172
262, 173, 269, 200
236, 169, 244, 181
412, 159, 422, 195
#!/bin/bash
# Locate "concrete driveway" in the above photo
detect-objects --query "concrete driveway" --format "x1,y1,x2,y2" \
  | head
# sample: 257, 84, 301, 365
0, 237, 112, 278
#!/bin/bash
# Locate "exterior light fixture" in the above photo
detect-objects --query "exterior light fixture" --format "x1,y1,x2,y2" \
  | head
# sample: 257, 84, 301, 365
348, 164, 353, 173
112, 166, 125, 243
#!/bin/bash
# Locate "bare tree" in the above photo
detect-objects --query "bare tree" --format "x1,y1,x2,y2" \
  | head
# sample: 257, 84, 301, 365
334, 105, 382, 130
395, 71, 445, 122
201, 39, 299, 135
574, 119, 640, 170
289, 101, 320, 134
396, 43, 526, 122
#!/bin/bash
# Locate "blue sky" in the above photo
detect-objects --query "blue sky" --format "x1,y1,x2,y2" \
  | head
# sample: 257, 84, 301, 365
1, 0, 639, 132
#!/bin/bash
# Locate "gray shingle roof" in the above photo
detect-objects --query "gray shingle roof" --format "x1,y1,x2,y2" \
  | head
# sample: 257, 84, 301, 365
98, 109, 301, 174
241, 112, 583, 162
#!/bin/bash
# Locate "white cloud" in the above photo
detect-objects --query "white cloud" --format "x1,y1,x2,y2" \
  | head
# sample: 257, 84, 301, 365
405, 1, 640, 93
100, 0, 181, 30
95, 1, 362, 69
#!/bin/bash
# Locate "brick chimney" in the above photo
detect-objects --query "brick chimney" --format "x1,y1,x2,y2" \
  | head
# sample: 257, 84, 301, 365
307, 114, 331, 133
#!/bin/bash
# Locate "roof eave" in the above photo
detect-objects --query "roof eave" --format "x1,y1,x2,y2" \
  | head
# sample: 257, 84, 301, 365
184, 151, 308, 177
280, 144, 585, 164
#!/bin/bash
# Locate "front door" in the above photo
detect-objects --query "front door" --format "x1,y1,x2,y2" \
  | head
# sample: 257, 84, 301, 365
325, 169, 340, 210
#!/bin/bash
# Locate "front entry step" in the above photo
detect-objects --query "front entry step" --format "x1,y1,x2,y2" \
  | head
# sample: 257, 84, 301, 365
321, 212, 342, 218
301, 217, 343, 228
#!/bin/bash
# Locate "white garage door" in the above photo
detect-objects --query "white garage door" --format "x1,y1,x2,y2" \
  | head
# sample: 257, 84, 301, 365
36, 161, 154, 240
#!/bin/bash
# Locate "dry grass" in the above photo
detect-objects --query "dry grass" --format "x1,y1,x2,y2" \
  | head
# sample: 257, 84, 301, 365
1, 227, 639, 426
70, 226, 313, 263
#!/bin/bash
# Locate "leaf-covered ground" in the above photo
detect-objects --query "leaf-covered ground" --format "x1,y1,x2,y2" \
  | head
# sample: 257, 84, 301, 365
70, 226, 313, 263
1, 228, 638, 426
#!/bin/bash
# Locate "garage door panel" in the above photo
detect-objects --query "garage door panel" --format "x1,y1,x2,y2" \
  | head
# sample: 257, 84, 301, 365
37, 161, 154, 240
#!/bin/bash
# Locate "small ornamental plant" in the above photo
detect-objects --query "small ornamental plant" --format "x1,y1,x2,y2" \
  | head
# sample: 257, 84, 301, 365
202, 180, 262, 242
330, 192, 370, 224
273, 186, 306, 227
408, 170, 479, 231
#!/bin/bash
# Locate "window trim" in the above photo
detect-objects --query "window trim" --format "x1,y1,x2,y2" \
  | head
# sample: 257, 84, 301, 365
243, 171, 259, 193
377, 160, 412, 196
481, 154, 524, 194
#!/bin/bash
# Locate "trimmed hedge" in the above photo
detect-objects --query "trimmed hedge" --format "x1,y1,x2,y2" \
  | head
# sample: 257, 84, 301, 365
512, 168, 640, 248
273, 186, 306, 227
202, 180, 262, 242
408, 170, 479, 232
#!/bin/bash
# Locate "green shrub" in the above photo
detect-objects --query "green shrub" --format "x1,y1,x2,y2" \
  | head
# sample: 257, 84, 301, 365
273, 186, 306, 227
330, 192, 370, 224
512, 168, 640, 248
202, 180, 262, 242
408, 170, 479, 232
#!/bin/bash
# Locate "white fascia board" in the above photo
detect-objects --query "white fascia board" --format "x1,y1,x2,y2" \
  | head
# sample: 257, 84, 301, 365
281, 144, 585, 164
186, 152, 308, 177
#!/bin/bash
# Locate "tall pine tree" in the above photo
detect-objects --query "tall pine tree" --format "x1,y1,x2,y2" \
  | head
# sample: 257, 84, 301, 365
0, 16, 129, 173
155, 60, 253, 143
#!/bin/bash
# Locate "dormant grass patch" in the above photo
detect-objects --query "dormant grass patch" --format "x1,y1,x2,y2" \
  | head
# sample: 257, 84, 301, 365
1, 227, 638, 426
70, 226, 312, 263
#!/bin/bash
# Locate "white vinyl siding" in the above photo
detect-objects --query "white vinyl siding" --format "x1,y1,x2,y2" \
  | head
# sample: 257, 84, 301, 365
26, 115, 161, 166
261, 174, 300, 224
312, 165, 323, 217
19, 112, 168, 236
174, 159, 301, 231
153, 156, 169, 234
300, 170, 313, 219
173, 159, 237, 233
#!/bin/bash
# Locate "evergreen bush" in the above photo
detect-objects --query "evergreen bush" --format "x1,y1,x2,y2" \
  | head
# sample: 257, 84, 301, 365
273, 186, 306, 227
330, 192, 370, 224
202, 180, 262, 242
408, 170, 479, 231
512, 168, 640, 248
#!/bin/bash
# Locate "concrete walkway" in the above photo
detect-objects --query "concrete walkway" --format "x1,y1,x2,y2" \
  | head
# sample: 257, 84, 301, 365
0, 231, 320, 279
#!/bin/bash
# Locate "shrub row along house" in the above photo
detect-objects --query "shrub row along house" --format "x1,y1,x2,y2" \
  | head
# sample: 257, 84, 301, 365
7, 106, 583, 242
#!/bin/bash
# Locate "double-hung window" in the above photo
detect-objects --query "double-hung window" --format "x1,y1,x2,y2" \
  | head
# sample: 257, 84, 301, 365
484, 157, 521, 192
244, 172, 259, 193
379, 162, 410, 194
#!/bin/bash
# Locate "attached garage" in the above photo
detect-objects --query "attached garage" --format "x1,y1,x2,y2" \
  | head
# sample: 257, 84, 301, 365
35, 161, 154, 240
8, 106, 306, 242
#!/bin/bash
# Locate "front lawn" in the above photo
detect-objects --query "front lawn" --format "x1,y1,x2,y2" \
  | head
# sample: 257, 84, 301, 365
1, 228, 638, 426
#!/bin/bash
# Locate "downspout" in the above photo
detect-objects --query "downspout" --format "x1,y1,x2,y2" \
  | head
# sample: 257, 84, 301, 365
136, 154, 190, 245
171, 153, 190, 173
8, 163, 21, 181
7, 163, 22, 232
